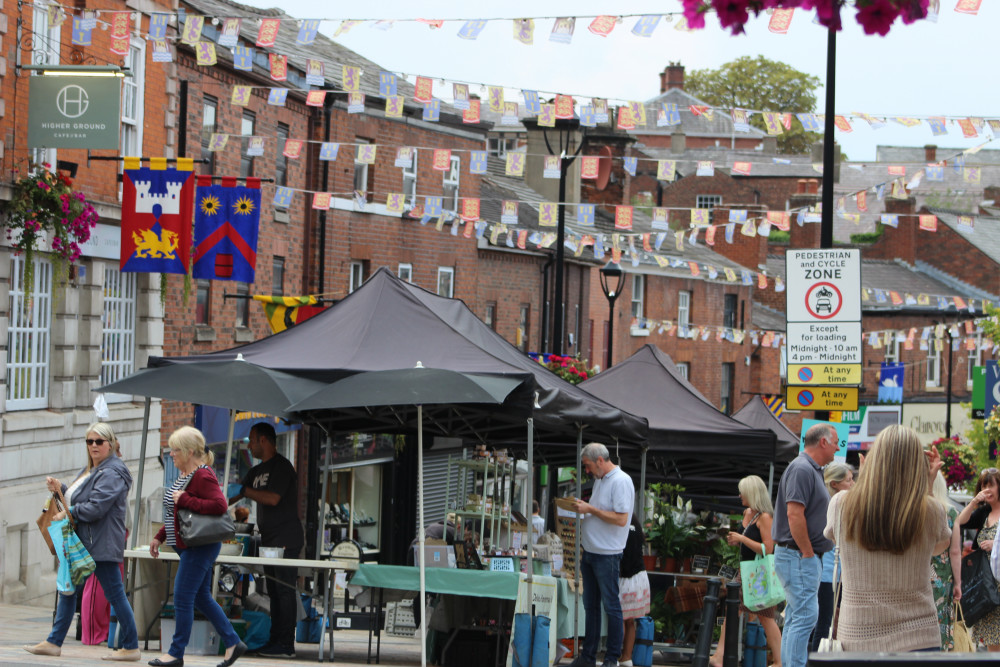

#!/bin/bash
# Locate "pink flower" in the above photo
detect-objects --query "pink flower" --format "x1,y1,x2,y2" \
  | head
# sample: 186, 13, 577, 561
855, 0, 899, 34
37, 180, 50, 191
681, 0, 708, 28
712, 0, 751, 33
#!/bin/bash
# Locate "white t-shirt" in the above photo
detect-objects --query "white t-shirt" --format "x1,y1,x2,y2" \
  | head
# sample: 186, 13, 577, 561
581, 466, 635, 555
531, 515, 545, 544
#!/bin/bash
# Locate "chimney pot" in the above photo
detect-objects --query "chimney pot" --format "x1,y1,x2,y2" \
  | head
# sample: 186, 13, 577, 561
807, 179, 819, 195
661, 63, 685, 93
797, 179, 807, 194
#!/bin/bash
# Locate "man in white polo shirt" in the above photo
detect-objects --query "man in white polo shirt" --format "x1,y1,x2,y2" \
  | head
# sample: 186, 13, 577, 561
569, 443, 635, 667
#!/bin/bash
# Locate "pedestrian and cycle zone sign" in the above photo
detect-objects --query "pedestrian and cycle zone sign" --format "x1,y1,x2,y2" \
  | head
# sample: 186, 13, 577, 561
785, 249, 862, 411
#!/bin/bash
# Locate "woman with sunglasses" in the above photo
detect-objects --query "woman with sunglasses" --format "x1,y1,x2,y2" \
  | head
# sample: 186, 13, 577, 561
956, 467, 1000, 651
24, 422, 141, 661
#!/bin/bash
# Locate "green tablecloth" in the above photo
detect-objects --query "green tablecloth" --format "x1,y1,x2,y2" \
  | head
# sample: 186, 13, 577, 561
350, 564, 521, 600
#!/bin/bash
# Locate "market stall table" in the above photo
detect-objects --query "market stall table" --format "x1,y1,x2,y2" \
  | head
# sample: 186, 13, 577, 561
348, 564, 585, 667
124, 547, 359, 663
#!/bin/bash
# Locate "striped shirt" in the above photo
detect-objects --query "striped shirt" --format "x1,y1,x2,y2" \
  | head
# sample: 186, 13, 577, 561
163, 466, 205, 547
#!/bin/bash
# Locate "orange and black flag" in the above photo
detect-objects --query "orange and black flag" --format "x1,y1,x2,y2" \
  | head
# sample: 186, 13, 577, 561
253, 295, 325, 334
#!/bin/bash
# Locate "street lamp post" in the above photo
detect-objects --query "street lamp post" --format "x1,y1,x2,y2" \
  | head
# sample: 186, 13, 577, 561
599, 260, 625, 370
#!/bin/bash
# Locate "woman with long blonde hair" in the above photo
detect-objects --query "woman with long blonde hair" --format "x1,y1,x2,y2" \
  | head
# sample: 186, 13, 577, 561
824, 425, 951, 651
710, 475, 781, 667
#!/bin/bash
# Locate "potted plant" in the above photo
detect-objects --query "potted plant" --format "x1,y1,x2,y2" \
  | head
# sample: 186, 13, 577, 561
645, 483, 706, 572
2, 163, 99, 297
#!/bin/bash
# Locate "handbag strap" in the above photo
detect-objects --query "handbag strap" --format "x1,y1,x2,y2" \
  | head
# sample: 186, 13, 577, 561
826, 502, 844, 642
955, 600, 965, 624
54, 487, 75, 528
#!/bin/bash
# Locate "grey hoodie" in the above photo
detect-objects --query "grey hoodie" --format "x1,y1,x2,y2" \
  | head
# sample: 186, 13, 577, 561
62, 455, 133, 563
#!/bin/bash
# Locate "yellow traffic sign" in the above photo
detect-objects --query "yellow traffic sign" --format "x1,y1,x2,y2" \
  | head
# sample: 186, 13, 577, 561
788, 364, 862, 386
786, 386, 859, 412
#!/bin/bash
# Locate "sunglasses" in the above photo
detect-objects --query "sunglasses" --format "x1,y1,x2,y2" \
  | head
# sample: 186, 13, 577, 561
86, 438, 108, 446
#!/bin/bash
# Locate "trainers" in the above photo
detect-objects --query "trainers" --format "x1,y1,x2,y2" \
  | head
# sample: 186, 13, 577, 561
601, 660, 619, 667
620, 661, 633, 667
24, 641, 61, 656
256, 644, 296, 659
567, 657, 595, 667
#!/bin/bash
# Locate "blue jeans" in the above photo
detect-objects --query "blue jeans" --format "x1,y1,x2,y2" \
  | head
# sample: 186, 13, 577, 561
580, 550, 623, 662
169, 543, 240, 659
48, 561, 138, 650
773, 546, 821, 667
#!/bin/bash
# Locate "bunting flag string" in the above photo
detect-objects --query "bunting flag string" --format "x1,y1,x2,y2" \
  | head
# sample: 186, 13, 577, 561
27, 7, 1000, 139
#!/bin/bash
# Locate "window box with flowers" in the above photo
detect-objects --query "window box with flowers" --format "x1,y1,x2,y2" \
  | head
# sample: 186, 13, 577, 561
933, 434, 977, 492
535, 353, 597, 385
2, 163, 99, 296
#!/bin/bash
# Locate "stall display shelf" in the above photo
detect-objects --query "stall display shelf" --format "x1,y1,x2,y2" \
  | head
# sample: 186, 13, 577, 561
444, 454, 515, 552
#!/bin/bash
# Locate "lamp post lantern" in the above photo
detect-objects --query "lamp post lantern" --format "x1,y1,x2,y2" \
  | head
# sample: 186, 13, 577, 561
599, 260, 625, 370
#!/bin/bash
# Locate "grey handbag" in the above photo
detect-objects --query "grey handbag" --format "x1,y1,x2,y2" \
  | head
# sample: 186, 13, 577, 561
176, 469, 236, 546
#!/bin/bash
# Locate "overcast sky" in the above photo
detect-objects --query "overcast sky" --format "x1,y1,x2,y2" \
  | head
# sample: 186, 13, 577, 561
239, 1, 996, 162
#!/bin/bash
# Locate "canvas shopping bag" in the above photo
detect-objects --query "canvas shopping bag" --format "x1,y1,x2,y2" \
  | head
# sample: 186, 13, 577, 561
739, 544, 785, 612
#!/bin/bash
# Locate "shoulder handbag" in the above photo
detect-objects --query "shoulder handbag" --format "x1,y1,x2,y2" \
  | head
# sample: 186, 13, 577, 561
176, 468, 236, 547
55, 487, 97, 586
37, 493, 63, 556
739, 541, 785, 612
960, 548, 1000, 626
819, 514, 844, 652
953, 602, 975, 653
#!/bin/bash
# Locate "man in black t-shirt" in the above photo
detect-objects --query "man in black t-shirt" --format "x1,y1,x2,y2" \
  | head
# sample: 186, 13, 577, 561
230, 422, 303, 658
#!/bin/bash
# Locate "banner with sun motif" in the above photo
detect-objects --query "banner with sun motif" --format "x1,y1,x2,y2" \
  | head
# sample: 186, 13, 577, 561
120, 158, 195, 274
192, 176, 261, 281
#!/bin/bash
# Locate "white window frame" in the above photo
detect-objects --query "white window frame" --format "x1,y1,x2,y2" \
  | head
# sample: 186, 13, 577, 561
101, 269, 137, 401
926, 342, 941, 387
884, 334, 900, 364
121, 39, 145, 158
349, 261, 365, 293
354, 138, 371, 194
696, 194, 722, 210
437, 266, 454, 298
6, 255, 53, 410
676, 362, 690, 380
631, 274, 645, 320
397, 263, 413, 283
443, 156, 460, 212
234, 281, 250, 328
678, 291, 691, 328
967, 333, 983, 387
31, 0, 61, 169
402, 149, 418, 207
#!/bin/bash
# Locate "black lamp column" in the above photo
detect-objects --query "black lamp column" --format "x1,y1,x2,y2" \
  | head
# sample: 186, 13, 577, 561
599, 260, 625, 370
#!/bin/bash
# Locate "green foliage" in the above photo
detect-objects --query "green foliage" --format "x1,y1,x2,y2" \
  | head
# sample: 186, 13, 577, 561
961, 402, 994, 489
686, 56, 821, 155
850, 228, 884, 244
978, 303, 1000, 344
768, 230, 790, 243
645, 483, 707, 559
932, 435, 977, 491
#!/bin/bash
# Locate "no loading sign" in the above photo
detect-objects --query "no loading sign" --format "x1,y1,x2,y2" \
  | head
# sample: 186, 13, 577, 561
804, 282, 843, 320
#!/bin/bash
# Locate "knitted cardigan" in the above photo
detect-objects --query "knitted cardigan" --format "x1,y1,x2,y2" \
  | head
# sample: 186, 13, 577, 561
824, 490, 950, 652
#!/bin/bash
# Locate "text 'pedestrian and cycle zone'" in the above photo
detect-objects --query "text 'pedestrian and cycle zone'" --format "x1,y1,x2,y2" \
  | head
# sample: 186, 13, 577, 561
785, 249, 862, 411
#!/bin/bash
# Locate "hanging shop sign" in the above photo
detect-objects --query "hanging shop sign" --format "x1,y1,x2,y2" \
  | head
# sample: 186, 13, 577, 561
28, 75, 121, 149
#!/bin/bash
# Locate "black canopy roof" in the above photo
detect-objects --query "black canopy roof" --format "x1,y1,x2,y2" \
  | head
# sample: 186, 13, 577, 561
580, 344, 779, 507
151, 267, 647, 450
733, 395, 800, 463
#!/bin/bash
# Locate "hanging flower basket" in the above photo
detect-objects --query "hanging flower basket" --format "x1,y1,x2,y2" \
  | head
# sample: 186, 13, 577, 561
2, 163, 98, 296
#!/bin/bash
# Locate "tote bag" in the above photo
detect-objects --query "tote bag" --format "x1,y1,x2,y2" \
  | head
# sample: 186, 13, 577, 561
739, 544, 785, 612
960, 549, 1000, 626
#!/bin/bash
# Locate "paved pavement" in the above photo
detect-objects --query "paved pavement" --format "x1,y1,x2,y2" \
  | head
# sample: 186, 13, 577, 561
0, 601, 424, 667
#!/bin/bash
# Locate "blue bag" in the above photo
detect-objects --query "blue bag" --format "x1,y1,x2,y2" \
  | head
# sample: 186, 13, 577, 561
633, 616, 654, 667
241, 610, 271, 651
743, 620, 766, 667
512, 613, 550, 667
296, 594, 323, 643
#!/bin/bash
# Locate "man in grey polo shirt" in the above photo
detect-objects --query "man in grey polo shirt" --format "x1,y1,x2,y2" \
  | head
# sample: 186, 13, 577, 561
569, 443, 635, 667
772, 423, 837, 667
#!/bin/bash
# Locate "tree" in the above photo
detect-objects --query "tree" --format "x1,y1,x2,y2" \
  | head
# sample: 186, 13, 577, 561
685, 56, 821, 155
